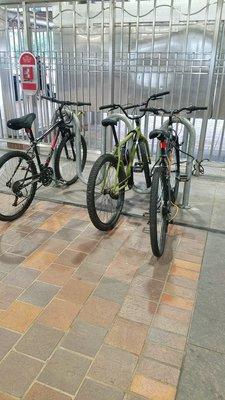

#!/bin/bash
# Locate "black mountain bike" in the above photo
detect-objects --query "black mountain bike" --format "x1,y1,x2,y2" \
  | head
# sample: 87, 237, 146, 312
0, 95, 90, 221
143, 105, 207, 257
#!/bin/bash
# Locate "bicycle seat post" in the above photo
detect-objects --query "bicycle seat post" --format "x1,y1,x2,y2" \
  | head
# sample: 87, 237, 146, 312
25, 127, 35, 143
111, 125, 119, 146
58, 105, 64, 121
135, 117, 140, 127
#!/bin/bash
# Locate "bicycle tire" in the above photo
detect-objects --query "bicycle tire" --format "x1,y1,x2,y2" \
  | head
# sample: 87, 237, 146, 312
54, 134, 87, 185
149, 165, 169, 257
87, 153, 125, 231
138, 140, 151, 188
0, 151, 37, 221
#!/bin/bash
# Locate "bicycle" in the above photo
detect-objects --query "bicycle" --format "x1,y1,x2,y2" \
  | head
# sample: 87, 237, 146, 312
0, 95, 91, 221
86, 90, 170, 231
142, 104, 207, 257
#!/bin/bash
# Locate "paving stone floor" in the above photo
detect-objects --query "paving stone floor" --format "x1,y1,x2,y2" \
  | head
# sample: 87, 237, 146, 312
0, 200, 207, 399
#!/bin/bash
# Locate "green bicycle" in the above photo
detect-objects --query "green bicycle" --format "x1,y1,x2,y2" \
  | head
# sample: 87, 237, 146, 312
86, 91, 169, 231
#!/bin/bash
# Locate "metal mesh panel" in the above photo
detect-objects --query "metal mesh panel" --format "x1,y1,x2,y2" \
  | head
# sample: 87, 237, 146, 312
0, 0, 225, 159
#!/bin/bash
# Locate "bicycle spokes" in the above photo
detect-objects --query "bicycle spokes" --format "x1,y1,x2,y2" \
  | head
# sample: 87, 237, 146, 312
0, 155, 34, 217
94, 161, 122, 222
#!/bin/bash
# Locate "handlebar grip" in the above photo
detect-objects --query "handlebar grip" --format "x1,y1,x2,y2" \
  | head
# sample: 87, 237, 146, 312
76, 101, 91, 106
64, 100, 76, 106
190, 106, 207, 111
154, 91, 170, 98
99, 104, 115, 110
41, 95, 57, 103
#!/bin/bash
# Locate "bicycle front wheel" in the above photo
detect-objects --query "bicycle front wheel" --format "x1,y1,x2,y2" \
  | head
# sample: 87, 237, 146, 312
149, 166, 169, 257
54, 134, 87, 185
87, 153, 125, 231
0, 151, 37, 221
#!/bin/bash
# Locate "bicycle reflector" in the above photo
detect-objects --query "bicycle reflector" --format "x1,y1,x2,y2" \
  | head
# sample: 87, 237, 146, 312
160, 140, 167, 149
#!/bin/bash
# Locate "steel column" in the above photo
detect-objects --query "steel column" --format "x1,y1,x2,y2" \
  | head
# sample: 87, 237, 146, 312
197, 0, 224, 168
109, 0, 115, 105
22, 1, 38, 134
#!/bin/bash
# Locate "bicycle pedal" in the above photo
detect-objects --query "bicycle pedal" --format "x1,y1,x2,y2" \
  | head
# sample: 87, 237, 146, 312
178, 174, 189, 182
133, 162, 143, 173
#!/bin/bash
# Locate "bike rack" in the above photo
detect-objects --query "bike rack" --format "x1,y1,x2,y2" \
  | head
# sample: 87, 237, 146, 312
161, 116, 196, 209
71, 110, 134, 186
72, 111, 195, 206
71, 111, 89, 185
72, 110, 113, 185
50, 108, 85, 186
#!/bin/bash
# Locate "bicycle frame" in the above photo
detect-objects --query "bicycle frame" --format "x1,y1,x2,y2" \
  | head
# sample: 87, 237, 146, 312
109, 125, 151, 193
25, 119, 70, 173
12, 111, 74, 191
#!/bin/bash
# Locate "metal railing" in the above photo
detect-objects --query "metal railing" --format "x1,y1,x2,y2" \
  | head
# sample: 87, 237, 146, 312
0, 0, 225, 162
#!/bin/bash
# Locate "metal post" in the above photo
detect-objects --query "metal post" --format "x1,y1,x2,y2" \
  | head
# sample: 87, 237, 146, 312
197, 0, 223, 168
109, 0, 116, 105
22, 1, 39, 135
73, 111, 88, 184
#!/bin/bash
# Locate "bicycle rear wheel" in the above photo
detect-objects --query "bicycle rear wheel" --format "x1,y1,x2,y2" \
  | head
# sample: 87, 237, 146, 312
54, 134, 87, 185
0, 151, 37, 221
149, 165, 170, 257
87, 153, 125, 231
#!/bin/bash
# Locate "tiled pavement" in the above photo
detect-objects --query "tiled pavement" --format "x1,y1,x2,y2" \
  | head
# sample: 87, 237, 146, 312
0, 200, 207, 399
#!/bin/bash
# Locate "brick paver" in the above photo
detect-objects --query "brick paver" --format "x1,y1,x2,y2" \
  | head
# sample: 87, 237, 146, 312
15, 323, 64, 361
61, 320, 107, 357
24, 382, 72, 400
0, 201, 206, 399
75, 379, 124, 400
0, 351, 43, 397
38, 348, 91, 395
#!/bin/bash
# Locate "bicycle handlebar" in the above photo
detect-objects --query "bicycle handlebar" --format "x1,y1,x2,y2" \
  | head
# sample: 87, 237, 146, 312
99, 91, 170, 119
122, 91, 170, 111
99, 104, 114, 110
140, 105, 208, 115
41, 95, 91, 107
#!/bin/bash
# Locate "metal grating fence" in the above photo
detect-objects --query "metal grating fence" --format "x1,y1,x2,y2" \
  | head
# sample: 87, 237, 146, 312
0, 0, 225, 161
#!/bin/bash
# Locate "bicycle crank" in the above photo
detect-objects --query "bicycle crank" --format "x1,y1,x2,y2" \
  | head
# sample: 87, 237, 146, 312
41, 167, 54, 186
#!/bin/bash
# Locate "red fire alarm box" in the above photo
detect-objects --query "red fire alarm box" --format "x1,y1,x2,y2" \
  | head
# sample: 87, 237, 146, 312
19, 52, 38, 95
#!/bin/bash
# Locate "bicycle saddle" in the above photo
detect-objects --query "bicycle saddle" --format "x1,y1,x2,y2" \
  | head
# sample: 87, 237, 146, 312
7, 113, 36, 130
102, 117, 119, 127
149, 129, 167, 140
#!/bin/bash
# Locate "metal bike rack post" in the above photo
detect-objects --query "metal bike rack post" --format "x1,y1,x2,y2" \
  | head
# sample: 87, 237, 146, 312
72, 109, 114, 185
109, 112, 133, 138
72, 111, 89, 185
71, 110, 129, 186
161, 116, 196, 209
